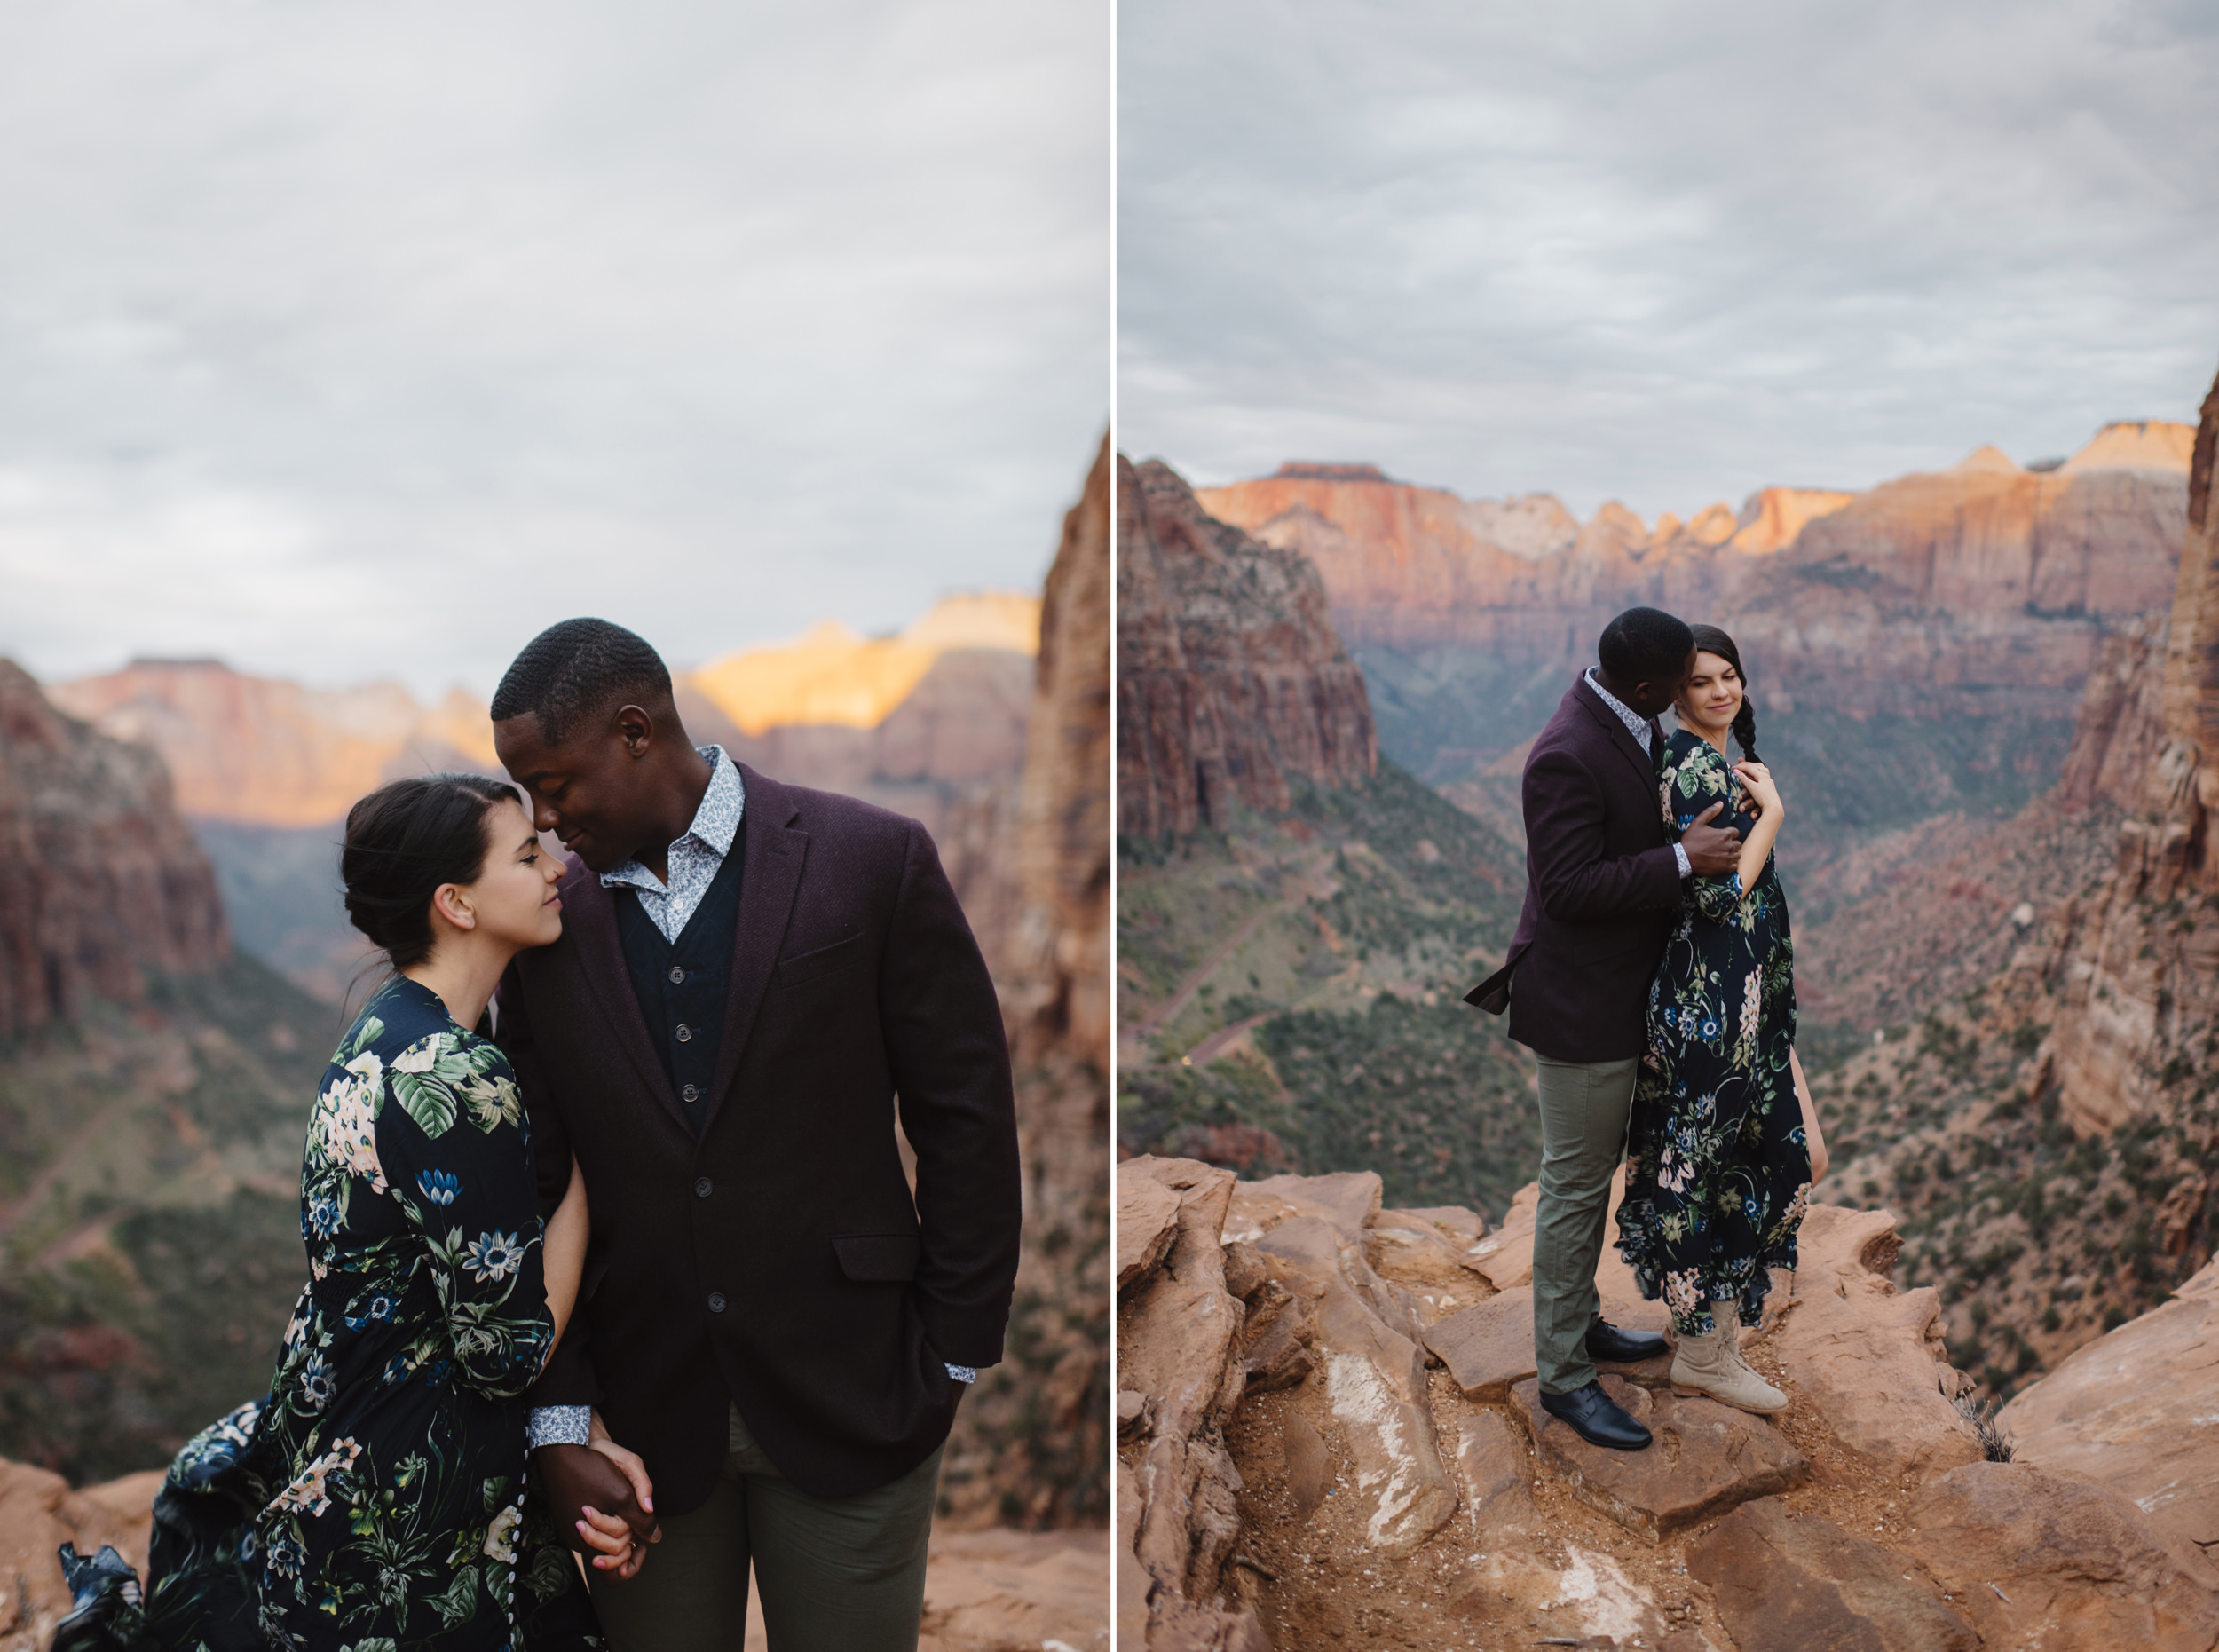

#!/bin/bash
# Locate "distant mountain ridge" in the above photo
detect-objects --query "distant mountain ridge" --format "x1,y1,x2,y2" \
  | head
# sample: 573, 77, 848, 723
46, 592, 1046, 1002
1198, 420, 2192, 779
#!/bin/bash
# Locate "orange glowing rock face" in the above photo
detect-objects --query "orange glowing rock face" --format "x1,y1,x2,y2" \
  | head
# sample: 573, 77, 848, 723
684, 590, 1039, 737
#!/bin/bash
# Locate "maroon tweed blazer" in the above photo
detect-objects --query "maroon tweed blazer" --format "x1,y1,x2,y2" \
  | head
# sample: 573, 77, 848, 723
500, 765, 1020, 1507
1465, 676, 1685, 1062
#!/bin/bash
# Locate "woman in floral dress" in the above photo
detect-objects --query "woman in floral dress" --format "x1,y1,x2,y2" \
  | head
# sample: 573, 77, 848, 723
1615, 626, 1826, 1416
59, 775, 636, 1652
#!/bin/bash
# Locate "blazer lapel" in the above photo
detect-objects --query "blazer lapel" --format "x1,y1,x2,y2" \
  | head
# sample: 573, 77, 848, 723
699, 765, 808, 1137
565, 865, 692, 1135
1574, 676, 1660, 794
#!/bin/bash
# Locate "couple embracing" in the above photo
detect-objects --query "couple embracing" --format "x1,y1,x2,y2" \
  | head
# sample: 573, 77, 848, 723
60, 619, 1022, 1651
1470, 606, 1829, 1450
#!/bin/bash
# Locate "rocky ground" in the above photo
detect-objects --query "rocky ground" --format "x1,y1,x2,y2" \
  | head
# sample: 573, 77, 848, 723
1117, 1157, 2219, 1651
0, 1458, 1109, 1652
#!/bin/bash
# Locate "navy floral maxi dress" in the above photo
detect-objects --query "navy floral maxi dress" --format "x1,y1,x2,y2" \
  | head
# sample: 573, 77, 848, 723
1615, 730, 1812, 1337
57, 976, 603, 1652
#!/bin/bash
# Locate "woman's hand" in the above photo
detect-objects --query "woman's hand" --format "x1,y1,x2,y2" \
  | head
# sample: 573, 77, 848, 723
582, 1410, 659, 1580
1734, 760, 1784, 820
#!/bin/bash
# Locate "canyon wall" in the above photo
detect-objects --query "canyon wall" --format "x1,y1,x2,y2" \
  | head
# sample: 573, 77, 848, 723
942, 434, 1114, 1529
1117, 457, 1377, 839
2039, 369, 2219, 1134
0, 662, 228, 1039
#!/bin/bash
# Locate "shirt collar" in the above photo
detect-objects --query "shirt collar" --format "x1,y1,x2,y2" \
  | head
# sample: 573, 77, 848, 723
1583, 668, 1653, 747
598, 746, 746, 893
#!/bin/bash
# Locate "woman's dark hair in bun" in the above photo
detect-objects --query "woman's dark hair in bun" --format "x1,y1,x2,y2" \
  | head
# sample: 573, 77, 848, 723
341, 773, 522, 972
1688, 623, 1760, 763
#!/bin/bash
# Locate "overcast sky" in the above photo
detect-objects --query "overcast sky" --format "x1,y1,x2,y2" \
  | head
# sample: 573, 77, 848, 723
0, 1, 1107, 699
1118, 0, 2219, 520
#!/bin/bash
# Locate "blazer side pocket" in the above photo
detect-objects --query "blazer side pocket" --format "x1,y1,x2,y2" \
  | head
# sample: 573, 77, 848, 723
832, 1232, 920, 1283
776, 932, 865, 989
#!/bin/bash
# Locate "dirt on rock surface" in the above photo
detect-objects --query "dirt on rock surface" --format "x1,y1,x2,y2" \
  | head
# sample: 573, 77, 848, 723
1117, 1157, 2219, 1651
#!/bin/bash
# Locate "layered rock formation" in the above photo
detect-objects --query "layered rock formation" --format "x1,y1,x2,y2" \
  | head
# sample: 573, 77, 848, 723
1117, 458, 1377, 840
2037, 368, 2219, 1134
1116, 1159, 2219, 1650
0, 663, 228, 1039
1198, 423, 2191, 764
938, 435, 1112, 1529
45, 662, 499, 828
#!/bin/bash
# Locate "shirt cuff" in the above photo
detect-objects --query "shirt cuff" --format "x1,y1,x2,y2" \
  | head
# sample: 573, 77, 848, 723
944, 1363, 979, 1384
527, 1405, 593, 1449
1673, 842, 1693, 879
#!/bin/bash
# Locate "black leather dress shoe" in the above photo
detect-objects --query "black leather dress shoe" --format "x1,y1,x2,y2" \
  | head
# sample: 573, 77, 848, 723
1538, 1380, 1653, 1450
1586, 1319, 1670, 1363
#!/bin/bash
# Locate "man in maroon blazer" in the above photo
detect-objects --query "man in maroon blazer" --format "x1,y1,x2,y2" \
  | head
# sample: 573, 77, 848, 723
487, 619, 1022, 1651
1467, 606, 1740, 1451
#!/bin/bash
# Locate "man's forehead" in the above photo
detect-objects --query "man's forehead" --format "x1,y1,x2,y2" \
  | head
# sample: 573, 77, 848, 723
493, 715, 564, 779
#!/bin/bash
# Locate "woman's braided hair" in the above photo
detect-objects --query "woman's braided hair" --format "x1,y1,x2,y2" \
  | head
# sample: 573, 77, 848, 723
1688, 623, 1760, 763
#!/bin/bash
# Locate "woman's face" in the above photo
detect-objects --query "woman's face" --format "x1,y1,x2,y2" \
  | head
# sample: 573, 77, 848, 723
447, 798, 565, 951
1678, 650, 1743, 736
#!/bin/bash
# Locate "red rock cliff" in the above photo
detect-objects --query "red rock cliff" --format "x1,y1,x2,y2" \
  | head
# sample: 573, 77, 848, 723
1117, 458, 1378, 838
0, 662, 228, 1039
2041, 368, 2219, 1134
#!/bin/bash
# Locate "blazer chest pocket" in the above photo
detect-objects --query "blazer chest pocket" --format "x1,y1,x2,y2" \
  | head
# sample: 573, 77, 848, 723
833, 1233, 920, 1283
776, 932, 864, 990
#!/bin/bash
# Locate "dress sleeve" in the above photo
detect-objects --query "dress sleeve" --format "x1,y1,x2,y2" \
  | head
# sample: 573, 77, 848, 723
1666, 742, 1749, 925
377, 1029, 555, 1399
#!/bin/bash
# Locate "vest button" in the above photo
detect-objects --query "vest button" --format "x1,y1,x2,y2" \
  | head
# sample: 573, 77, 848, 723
694, 1176, 713, 1198
682, 1083, 699, 1103
668, 966, 685, 984
707, 1292, 726, 1313
675, 1024, 693, 1043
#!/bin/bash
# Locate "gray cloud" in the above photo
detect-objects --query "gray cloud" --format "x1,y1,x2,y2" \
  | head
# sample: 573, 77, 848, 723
0, 0, 1107, 697
1117, 0, 2219, 518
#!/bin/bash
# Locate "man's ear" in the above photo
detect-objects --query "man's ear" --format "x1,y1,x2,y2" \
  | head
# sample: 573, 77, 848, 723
615, 704, 655, 758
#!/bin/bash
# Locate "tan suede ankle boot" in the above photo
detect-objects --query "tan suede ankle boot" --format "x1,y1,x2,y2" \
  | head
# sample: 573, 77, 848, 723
1670, 1322, 1787, 1413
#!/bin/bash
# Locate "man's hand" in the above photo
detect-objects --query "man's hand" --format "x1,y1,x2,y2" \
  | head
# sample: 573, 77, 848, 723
534, 1442, 659, 1581
1680, 802, 1742, 877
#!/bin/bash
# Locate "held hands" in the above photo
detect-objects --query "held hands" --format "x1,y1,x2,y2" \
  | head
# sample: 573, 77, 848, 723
536, 1415, 660, 1582
1680, 802, 1744, 876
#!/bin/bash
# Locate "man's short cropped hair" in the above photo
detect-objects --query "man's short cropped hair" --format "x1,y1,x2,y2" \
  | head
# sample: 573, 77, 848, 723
492, 619, 673, 746
1597, 606, 1694, 685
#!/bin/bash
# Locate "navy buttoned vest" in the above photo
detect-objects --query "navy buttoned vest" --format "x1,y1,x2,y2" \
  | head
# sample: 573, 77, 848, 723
612, 825, 746, 1135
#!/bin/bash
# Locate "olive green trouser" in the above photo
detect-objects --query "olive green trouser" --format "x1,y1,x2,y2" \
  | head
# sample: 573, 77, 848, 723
1533, 1054, 1639, 1395
588, 1405, 944, 1652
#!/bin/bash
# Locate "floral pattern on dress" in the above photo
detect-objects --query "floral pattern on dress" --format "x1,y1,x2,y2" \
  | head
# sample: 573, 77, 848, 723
91, 976, 604, 1652
1614, 731, 1812, 1338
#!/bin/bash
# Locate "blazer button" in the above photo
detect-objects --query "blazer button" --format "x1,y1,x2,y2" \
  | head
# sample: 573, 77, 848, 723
682, 1083, 699, 1103
694, 1176, 713, 1198
675, 1024, 693, 1043
707, 1292, 726, 1313
667, 966, 685, 984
